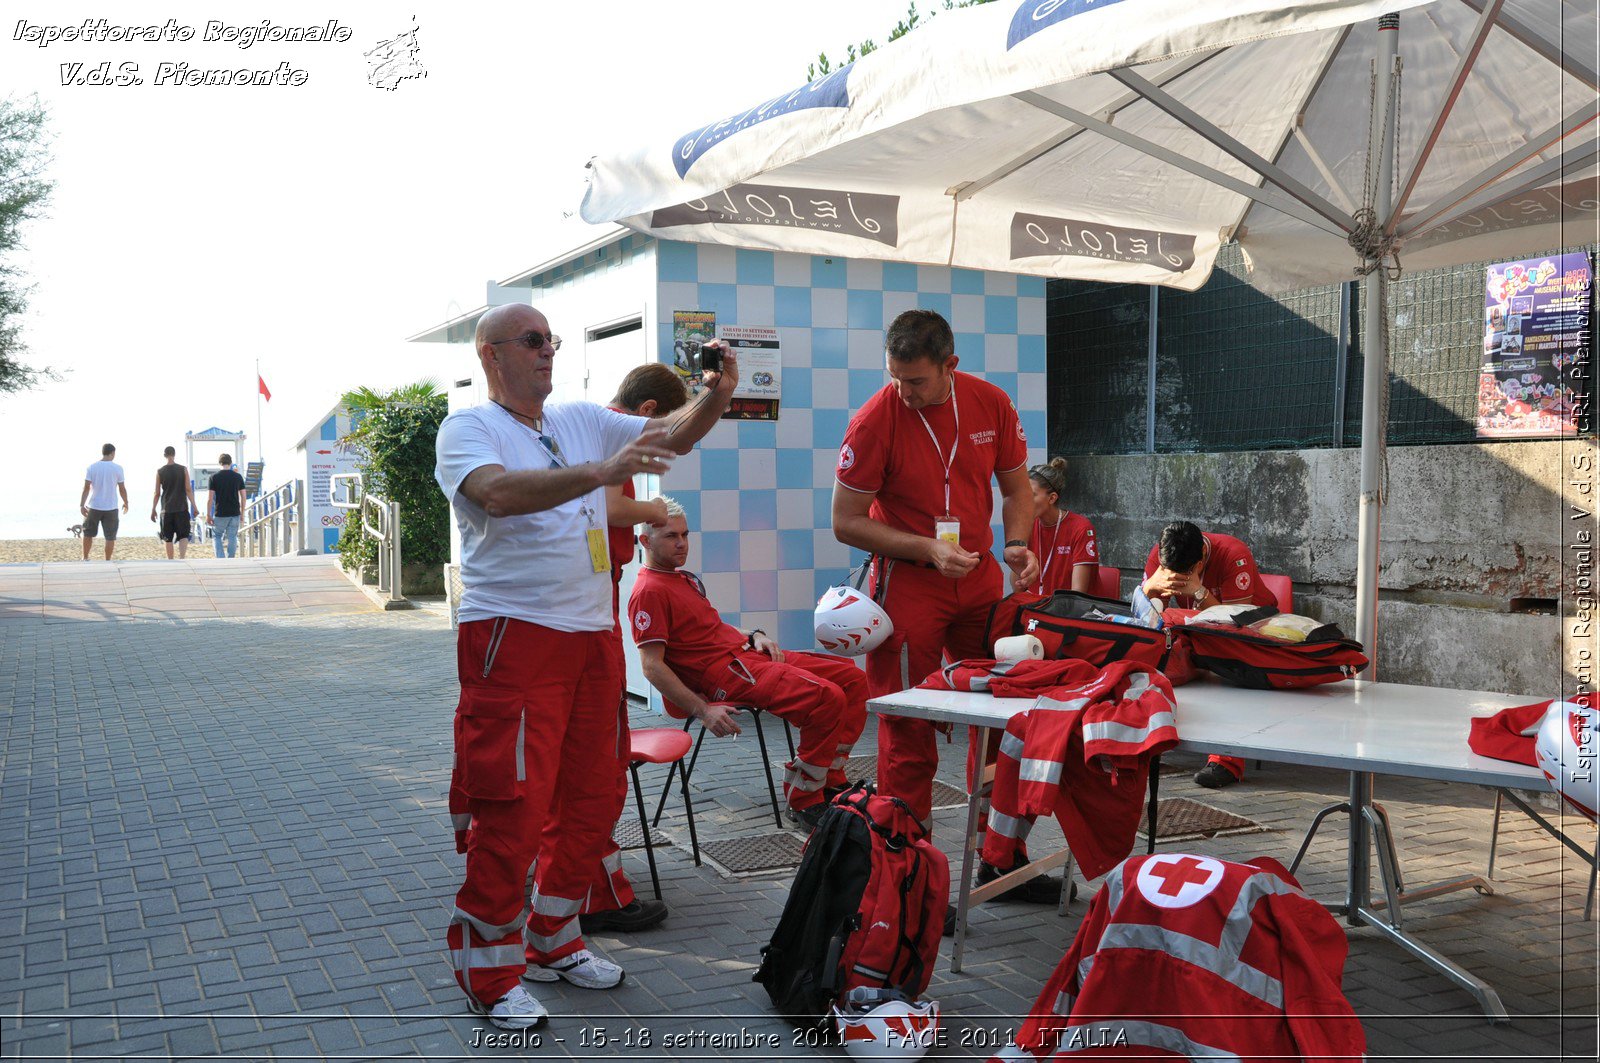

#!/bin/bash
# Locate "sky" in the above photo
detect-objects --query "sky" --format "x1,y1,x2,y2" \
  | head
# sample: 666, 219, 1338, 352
0, 0, 914, 538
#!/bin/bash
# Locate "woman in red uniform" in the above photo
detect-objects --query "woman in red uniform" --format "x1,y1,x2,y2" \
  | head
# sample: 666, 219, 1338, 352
1026, 458, 1099, 596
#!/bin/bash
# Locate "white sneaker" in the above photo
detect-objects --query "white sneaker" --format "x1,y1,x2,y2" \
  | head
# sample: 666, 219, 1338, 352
487, 984, 548, 1030
526, 948, 626, 990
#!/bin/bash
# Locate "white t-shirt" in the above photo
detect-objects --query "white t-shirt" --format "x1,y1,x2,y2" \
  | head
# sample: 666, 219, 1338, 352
84, 460, 125, 510
435, 401, 646, 632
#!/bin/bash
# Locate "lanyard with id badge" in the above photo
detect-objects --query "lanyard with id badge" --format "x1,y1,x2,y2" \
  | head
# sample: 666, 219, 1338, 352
915, 379, 962, 547
532, 425, 610, 574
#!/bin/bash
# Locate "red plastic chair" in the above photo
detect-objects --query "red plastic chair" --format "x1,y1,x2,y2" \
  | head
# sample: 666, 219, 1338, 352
1259, 573, 1294, 613
1092, 565, 1122, 600
627, 727, 700, 900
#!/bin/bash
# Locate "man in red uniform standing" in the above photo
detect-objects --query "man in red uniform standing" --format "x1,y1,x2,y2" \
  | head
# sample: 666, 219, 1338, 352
629, 499, 868, 828
832, 309, 1040, 837
434, 304, 735, 1030
1141, 519, 1276, 789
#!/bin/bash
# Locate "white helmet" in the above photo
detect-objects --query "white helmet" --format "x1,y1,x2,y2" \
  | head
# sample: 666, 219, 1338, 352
815, 585, 893, 656
833, 988, 940, 1059
1534, 700, 1598, 822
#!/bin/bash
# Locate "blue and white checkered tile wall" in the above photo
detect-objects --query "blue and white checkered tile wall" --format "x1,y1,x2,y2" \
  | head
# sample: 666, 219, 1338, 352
649, 240, 1046, 653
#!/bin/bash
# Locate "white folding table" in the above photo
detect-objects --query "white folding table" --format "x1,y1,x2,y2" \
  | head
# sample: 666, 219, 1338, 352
869, 678, 1571, 1022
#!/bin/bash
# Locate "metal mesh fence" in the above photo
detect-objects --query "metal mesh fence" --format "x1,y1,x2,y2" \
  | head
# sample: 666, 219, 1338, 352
1048, 242, 1595, 455
1156, 245, 1346, 451
1046, 280, 1150, 455
1347, 244, 1598, 445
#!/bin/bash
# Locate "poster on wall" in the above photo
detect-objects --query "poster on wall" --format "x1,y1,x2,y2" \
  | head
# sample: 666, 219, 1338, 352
719, 326, 782, 420
671, 309, 717, 383
1476, 251, 1591, 438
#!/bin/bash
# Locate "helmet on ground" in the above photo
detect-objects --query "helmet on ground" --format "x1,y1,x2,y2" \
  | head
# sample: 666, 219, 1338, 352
1534, 700, 1598, 821
815, 585, 893, 656
832, 987, 939, 1059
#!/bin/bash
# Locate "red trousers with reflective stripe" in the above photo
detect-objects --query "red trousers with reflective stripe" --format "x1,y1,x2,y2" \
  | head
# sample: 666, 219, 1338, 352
566, 696, 636, 915
447, 618, 623, 1008
867, 556, 1004, 823
572, 591, 637, 916
696, 648, 868, 809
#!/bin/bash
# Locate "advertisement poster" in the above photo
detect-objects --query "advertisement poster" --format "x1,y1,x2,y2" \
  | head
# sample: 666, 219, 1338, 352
719, 326, 782, 420
1476, 251, 1592, 438
671, 309, 717, 382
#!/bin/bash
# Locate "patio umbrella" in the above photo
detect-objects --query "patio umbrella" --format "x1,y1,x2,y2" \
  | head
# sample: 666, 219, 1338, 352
581, 0, 1598, 670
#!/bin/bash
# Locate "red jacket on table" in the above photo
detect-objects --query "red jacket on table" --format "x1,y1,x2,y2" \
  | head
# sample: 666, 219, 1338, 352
1468, 693, 1598, 765
989, 854, 1366, 1062
920, 658, 1178, 879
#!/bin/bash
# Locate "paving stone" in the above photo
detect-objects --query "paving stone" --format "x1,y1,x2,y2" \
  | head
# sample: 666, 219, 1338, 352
5, 567, 1595, 1060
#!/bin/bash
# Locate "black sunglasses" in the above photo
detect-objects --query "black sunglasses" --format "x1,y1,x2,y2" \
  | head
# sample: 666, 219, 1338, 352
490, 330, 562, 351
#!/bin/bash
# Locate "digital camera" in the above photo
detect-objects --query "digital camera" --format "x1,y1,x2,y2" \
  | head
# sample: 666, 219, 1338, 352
689, 340, 722, 374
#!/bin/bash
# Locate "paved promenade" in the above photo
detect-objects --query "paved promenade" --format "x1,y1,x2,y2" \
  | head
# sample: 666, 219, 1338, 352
1, 557, 1595, 1060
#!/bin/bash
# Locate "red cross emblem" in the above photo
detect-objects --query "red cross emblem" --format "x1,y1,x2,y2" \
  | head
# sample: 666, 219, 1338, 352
1149, 856, 1212, 896
1135, 854, 1223, 908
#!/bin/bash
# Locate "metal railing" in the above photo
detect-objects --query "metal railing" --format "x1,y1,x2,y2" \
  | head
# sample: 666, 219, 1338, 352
331, 473, 404, 605
241, 479, 306, 557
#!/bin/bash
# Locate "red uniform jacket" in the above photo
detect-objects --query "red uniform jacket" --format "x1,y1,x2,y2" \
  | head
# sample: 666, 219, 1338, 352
922, 658, 1178, 879
990, 854, 1366, 1062
1469, 693, 1597, 766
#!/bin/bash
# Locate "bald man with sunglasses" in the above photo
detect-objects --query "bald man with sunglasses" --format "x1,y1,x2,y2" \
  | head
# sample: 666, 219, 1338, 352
435, 303, 736, 1030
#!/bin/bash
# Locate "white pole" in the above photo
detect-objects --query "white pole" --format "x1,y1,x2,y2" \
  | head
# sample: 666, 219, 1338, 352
1356, 15, 1400, 679
255, 358, 264, 480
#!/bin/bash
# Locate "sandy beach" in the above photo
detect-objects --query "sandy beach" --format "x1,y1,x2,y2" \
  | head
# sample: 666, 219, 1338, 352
0, 536, 221, 564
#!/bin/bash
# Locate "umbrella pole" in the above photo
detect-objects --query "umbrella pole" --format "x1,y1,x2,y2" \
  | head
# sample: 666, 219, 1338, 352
1349, 10, 1401, 929
1355, 14, 1400, 679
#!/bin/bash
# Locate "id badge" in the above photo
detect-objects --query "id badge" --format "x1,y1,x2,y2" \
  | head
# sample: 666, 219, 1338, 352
586, 527, 609, 573
935, 516, 961, 545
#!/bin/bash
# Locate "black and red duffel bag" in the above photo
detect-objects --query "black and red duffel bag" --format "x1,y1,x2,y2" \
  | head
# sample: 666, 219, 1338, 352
984, 591, 1170, 672
1172, 605, 1368, 690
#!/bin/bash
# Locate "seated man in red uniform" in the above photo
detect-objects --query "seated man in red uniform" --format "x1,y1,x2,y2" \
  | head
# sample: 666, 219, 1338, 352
628, 497, 868, 830
1141, 520, 1277, 789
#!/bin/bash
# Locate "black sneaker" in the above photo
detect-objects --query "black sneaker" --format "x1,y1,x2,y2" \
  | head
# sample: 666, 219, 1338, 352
787, 803, 827, 832
1193, 762, 1240, 789
976, 860, 1073, 905
942, 904, 957, 937
579, 898, 669, 934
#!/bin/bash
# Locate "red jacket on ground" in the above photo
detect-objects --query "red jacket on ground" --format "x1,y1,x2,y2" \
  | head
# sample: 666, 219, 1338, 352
990, 854, 1366, 1062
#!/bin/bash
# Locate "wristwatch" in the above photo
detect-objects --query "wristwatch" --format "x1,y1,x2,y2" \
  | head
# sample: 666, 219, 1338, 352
1004, 539, 1027, 549
1193, 586, 1208, 603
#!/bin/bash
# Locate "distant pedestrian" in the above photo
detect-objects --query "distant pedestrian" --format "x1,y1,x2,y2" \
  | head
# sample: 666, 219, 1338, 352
206, 454, 248, 558
79, 443, 128, 561
151, 446, 198, 560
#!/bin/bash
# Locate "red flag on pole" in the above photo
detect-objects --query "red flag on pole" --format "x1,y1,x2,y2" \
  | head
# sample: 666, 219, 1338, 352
258, 375, 272, 401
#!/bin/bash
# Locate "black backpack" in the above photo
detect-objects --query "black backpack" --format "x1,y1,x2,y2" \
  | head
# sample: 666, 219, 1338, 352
753, 783, 948, 1029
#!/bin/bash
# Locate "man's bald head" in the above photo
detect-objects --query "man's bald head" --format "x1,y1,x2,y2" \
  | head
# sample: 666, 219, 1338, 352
476, 304, 555, 409
475, 304, 541, 354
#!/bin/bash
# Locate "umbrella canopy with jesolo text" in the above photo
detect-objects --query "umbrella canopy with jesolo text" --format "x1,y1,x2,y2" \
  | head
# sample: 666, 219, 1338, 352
583, 2, 1595, 1020
582, 0, 1597, 675
583, 0, 1596, 294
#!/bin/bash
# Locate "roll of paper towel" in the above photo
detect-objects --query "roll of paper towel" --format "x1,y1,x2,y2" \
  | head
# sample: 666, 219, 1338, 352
993, 635, 1044, 662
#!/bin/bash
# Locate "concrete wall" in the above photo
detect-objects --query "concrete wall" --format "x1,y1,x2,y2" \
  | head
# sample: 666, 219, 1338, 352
1067, 440, 1596, 697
